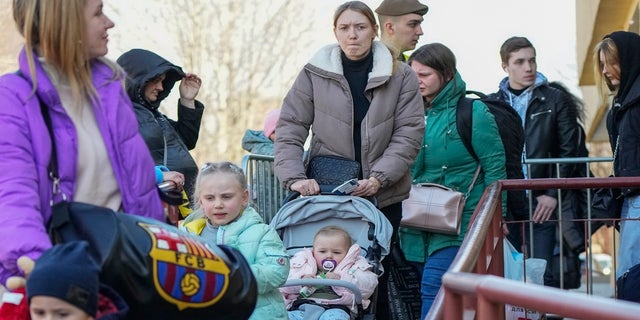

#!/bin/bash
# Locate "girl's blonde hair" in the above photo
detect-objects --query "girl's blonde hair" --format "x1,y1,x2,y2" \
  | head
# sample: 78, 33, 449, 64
13, 0, 122, 102
193, 162, 248, 212
593, 37, 619, 105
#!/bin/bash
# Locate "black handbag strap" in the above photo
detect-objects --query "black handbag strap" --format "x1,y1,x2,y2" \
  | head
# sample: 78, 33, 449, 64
15, 71, 64, 203
37, 93, 66, 203
38, 97, 58, 177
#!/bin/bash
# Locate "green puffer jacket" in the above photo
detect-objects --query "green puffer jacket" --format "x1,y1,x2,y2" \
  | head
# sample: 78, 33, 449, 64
182, 207, 289, 320
399, 72, 506, 263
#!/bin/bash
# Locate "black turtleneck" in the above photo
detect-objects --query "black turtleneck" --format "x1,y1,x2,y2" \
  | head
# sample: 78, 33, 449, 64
341, 50, 373, 167
508, 86, 528, 97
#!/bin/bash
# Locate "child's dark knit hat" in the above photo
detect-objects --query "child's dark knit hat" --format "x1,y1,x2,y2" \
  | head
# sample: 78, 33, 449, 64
27, 241, 100, 317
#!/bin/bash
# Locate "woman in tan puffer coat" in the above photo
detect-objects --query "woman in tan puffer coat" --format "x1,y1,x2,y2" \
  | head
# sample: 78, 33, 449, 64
274, 2, 425, 318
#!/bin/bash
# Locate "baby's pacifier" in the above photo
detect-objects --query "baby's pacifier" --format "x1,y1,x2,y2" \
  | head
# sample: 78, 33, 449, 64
321, 259, 337, 272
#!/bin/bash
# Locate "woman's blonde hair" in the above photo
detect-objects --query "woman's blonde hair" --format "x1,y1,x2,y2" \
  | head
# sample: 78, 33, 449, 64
593, 37, 619, 105
13, 0, 121, 102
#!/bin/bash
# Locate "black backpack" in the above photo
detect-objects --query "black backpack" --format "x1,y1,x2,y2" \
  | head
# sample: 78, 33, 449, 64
455, 90, 527, 222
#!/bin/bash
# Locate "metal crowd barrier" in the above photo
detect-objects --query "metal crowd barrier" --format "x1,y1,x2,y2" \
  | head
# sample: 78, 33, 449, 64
428, 156, 640, 319
241, 154, 287, 224
522, 156, 613, 295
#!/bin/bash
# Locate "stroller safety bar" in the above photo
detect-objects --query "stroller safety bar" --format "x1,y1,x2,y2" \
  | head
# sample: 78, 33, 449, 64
281, 279, 363, 304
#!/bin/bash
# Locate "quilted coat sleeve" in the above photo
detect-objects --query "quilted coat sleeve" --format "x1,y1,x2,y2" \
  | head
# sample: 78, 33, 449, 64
279, 249, 315, 307
249, 225, 290, 295
172, 100, 204, 150
368, 64, 425, 187
335, 257, 378, 303
0, 76, 52, 284
274, 68, 314, 190
332, 245, 378, 307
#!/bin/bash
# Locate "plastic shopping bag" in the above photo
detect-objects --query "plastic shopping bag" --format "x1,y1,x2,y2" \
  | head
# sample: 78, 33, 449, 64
504, 238, 524, 281
503, 239, 546, 283
503, 239, 547, 320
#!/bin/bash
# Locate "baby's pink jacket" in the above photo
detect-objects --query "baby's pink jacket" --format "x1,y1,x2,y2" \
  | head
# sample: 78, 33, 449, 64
279, 244, 378, 312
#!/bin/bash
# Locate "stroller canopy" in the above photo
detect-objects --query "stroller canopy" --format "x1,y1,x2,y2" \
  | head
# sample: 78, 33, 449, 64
269, 195, 393, 258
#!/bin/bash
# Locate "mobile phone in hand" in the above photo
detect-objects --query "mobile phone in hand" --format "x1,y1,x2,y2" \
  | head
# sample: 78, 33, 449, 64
331, 178, 359, 195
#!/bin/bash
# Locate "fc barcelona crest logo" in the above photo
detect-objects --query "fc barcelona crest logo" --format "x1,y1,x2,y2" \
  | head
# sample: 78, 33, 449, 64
140, 223, 230, 310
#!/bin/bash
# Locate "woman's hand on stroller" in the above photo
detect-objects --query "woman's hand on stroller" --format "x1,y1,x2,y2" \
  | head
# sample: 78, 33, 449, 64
351, 177, 380, 197
291, 179, 319, 196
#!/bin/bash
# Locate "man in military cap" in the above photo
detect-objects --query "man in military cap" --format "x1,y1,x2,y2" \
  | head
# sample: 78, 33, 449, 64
376, 0, 429, 61
375, 3, 429, 319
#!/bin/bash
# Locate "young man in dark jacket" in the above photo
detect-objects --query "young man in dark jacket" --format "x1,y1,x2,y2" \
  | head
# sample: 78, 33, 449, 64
492, 36, 582, 287
117, 49, 204, 199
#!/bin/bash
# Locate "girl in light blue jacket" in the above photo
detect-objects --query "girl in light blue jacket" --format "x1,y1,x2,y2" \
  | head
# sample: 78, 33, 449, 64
181, 161, 289, 320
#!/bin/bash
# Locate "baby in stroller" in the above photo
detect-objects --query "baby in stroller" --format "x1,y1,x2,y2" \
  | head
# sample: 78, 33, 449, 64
271, 195, 392, 320
281, 226, 377, 320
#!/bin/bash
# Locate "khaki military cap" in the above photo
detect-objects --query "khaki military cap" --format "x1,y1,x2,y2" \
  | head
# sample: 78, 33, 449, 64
375, 0, 429, 16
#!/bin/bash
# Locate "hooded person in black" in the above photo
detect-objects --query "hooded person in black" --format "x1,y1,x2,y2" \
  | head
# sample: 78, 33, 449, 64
599, 32, 640, 192
117, 49, 204, 199
595, 30, 640, 302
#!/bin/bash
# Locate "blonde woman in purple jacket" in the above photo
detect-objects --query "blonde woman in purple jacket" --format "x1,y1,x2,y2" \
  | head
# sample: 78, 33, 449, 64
0, 0, 164, 291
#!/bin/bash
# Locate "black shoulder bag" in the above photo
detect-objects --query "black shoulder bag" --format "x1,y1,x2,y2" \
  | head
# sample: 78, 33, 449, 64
306, 155, 361, 193
591, 136, 623, 229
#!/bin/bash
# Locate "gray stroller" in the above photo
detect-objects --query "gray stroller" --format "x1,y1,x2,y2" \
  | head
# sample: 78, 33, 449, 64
270, 194, 392, 320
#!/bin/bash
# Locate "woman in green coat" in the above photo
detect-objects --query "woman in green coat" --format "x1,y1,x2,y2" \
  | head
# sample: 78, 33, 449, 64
401, 43, 506, 317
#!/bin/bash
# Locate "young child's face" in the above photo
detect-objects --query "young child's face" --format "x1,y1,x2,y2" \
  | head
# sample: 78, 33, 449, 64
198, 172, 248, 226
312, 234, 350, 270
30, 296, 93, 320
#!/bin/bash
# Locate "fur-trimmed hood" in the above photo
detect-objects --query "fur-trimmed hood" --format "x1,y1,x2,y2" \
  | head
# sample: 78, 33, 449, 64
307, 41, 393, 79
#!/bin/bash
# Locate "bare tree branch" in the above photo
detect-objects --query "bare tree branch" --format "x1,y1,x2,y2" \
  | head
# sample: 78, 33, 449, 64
154, 0, 315, 163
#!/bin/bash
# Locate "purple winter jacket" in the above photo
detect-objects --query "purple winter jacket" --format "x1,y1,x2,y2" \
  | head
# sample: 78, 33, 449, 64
0, 49, 164, 284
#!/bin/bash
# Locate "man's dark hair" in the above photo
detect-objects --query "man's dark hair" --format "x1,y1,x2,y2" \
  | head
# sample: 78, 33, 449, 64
500, 36, 536, 63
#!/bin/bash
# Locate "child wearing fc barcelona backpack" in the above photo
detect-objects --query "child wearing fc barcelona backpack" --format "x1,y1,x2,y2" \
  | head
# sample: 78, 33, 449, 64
180, 161, 289, 320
